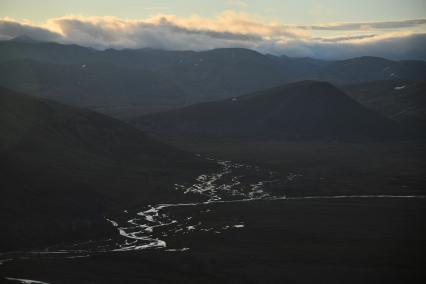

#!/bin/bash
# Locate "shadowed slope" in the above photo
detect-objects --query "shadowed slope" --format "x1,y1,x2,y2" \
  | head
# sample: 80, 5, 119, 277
343, 80, 426, 137
0, 87, 211, 250
134, 81, 399, 141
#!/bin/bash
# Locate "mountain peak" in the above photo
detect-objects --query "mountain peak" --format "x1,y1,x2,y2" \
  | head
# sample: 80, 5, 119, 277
134, 81, 398, 141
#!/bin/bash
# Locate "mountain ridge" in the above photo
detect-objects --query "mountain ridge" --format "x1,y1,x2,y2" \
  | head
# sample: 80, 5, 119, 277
1, 40, 425, 119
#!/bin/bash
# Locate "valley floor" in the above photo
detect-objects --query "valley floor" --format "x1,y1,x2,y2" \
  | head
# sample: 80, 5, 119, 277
177, 140, 426, 197
1, 141, 425, 283
0, 198, 425, 283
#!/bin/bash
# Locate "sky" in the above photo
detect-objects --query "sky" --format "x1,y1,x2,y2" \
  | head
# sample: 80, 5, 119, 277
1, 0, 425, 59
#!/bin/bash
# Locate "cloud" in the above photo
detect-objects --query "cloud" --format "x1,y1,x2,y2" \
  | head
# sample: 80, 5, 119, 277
0, 18, 61, 41
0, 12, 425, 60
256, 33, 426, 60
312, 34, 378, 43
304, 19, 426, 31
44, 14, 264, 50
143, 11, 309, 39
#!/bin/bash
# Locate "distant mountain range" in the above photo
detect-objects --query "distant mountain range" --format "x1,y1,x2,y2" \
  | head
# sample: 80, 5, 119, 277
1, 40, 425, 118
0, 87, 211, 250
133, 81, 399, 142
0, 59, 188, 108
311, 57, 426, 84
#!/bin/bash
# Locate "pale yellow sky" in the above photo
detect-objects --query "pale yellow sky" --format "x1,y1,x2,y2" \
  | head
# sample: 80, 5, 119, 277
1, 0, 425, 25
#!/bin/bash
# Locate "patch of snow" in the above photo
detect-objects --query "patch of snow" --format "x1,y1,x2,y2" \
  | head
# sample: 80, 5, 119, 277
165, 247, 190, 252
105, 218, 118, 227
394, 85, 406, 90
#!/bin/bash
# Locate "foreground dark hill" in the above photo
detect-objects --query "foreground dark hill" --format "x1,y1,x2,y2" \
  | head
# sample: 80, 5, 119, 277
0, 87, 210, 250
343, 80, 426, 137
134, 81, 398, 142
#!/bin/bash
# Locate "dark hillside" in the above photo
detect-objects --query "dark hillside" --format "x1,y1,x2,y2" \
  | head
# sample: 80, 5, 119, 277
0, 87, 211, 250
